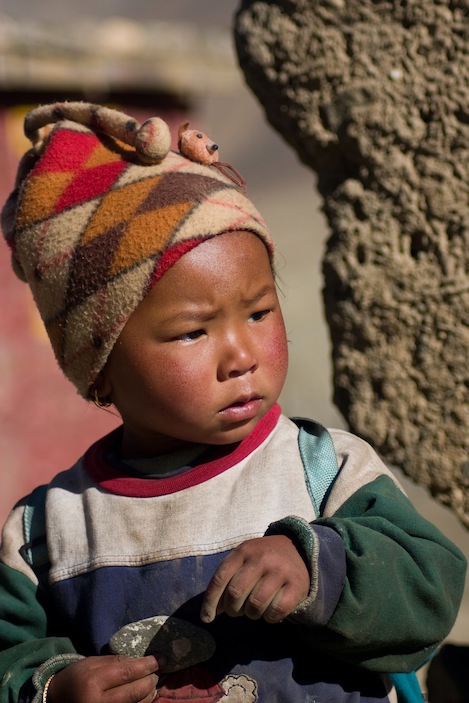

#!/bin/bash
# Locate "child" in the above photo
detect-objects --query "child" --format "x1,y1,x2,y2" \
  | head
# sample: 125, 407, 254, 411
0, 102, 466, 703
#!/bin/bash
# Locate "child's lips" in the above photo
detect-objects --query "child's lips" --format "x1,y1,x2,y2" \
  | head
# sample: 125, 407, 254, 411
218, 395, 263, 421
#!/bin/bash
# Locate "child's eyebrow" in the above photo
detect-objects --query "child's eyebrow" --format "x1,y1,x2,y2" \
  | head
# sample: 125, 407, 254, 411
164, 309, 217, 325
240, 284, 277, 306
161, 285, 277, 325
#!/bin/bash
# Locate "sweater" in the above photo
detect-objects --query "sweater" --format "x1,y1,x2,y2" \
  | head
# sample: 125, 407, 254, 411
0, 405, 466, 702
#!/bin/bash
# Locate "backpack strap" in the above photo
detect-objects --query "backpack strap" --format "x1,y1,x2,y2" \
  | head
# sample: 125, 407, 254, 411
292, 417, 340, 516
390, 672, 425, 703
19, 484, 50, 590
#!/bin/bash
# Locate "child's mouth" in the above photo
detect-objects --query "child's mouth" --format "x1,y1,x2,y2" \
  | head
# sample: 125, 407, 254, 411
219, 396, 262, 421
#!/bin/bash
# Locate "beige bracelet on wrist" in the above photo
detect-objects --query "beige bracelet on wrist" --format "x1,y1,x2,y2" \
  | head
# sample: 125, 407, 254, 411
42, 675, 55, 703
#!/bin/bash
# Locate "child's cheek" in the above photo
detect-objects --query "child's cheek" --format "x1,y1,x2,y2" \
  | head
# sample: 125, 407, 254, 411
266, 321, 289, 386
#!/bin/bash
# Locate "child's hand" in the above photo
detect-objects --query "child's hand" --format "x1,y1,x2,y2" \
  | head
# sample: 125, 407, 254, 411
47, 654, 163, 703
201, 535, 310, 625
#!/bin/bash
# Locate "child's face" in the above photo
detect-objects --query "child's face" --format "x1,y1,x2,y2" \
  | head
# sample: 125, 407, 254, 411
99, 231, 288, 457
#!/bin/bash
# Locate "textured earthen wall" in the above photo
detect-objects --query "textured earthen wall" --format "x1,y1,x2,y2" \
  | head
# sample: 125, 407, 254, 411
235, 0, 469, 527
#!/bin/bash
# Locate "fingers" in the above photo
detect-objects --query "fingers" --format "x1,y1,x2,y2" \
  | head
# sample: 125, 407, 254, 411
99, 654, 161, 691
201, 535, 310, 625
243, 579, 289, 623
47, 655, 162, 703
201, 560, 289, 624
104, 659, 158, 703
201, 549, 244, 623
219, 569, 301, 623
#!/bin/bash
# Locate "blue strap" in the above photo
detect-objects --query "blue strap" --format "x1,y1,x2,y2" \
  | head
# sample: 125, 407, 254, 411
292, 417, 340, 516
389, 672, 425, 703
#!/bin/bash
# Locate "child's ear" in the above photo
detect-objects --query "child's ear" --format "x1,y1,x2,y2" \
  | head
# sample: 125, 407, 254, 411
91, 369, 113, 403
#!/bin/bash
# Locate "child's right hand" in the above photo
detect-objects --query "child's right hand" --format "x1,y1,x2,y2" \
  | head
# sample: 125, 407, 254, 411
46, 654, 162, 703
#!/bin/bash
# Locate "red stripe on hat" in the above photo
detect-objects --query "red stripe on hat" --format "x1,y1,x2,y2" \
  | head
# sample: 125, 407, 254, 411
34, 131, 99, 173
33, 130, 129, 212
56, 160, 127, 212
151, 237, 209, 285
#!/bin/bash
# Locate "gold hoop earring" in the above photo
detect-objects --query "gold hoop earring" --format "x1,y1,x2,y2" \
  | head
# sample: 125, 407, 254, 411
93, 389, 112, 408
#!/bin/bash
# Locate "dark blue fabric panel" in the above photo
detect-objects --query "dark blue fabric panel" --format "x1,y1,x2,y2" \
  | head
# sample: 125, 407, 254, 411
49, 553, 390, 701
50, 551, 225, 653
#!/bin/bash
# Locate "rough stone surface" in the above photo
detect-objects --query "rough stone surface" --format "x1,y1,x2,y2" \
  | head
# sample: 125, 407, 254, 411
234, 0, 469, 527
109, 615, 216, 673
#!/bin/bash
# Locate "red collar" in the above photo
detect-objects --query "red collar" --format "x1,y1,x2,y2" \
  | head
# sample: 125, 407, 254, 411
84, 404, 281, 497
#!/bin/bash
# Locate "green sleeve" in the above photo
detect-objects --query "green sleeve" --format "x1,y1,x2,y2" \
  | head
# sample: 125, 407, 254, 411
308, 475, 467, 672
0, 562, 79, 702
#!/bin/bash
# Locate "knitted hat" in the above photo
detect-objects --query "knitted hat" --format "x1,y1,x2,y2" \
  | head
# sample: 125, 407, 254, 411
1, 102, 273, 398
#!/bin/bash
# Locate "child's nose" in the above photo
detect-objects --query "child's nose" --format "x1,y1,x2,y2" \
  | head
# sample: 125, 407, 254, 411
217, 333, 259, 381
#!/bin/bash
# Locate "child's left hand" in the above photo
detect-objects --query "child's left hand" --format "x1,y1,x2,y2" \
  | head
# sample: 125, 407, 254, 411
200, 535, 310, 624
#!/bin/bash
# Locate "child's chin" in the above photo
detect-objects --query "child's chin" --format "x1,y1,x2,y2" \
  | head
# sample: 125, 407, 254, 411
211, 417, 264, 446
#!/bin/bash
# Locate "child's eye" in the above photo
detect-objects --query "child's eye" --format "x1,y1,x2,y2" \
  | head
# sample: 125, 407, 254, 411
175, 329, 205, 342
249, 309, 270, 323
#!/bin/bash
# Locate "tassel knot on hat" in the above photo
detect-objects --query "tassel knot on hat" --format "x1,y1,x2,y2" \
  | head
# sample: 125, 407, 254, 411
1, 102, 273, 398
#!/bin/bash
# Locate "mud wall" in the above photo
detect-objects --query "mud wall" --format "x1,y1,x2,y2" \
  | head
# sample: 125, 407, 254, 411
235, 0, 469, 527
